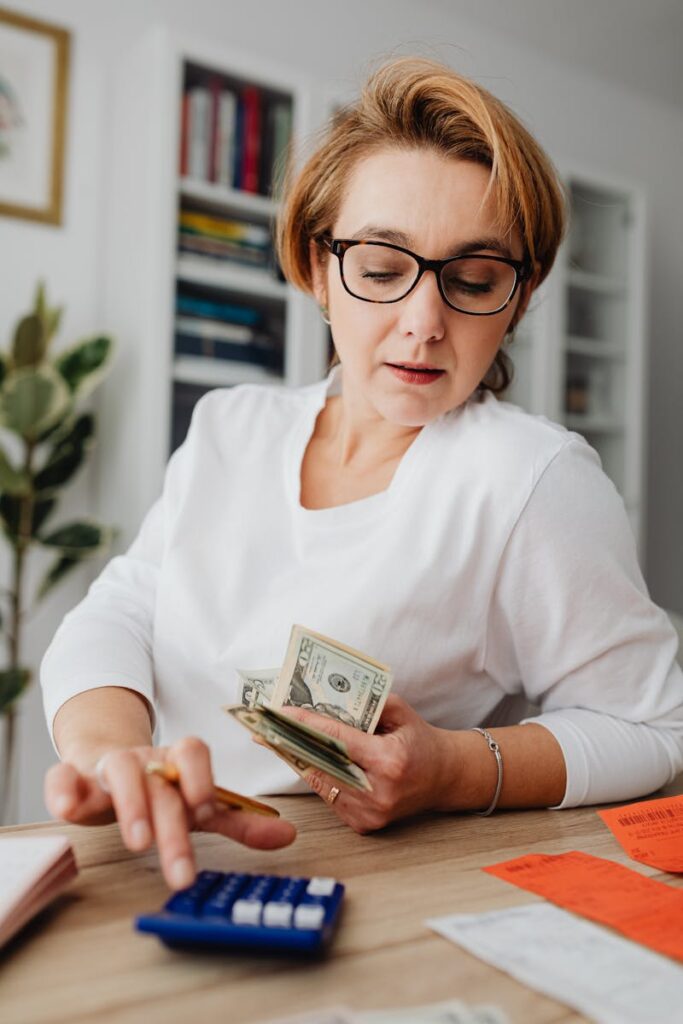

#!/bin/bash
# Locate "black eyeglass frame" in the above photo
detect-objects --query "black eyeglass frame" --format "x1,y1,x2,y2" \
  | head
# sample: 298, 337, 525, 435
318, 236, 533, 316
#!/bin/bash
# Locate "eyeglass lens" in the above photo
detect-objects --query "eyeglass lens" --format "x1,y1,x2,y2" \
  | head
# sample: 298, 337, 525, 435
342, 244, 517, 313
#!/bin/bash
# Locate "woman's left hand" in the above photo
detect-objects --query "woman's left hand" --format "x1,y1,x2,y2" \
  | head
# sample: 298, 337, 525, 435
277, 694, 453, 833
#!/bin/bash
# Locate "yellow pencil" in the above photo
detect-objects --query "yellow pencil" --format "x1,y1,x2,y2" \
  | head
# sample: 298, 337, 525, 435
144, 761, 280, 818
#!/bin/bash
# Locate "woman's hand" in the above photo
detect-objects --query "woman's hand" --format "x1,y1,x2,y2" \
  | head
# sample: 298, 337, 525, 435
277, 695, 455, 833
44, 736, 297, 890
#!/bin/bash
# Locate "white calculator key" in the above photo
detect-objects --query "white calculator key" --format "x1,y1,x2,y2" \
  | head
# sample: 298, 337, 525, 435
306, 877, 337, 897
294, 904, 326, 930
231, 899, 263, 925
263, 901, 293, 928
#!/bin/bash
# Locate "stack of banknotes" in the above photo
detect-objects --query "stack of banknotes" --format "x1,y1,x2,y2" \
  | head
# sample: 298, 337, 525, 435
223, 625, 394, 792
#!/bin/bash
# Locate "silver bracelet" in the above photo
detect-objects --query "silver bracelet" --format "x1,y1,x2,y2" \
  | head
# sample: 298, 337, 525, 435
470, 727, 503, 816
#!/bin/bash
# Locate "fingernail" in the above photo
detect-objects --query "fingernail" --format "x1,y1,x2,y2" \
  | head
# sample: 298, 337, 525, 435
170, 857, 195, 890
130, 819, 152, 849
55, 795, 72, 817
195, 801, 214, 824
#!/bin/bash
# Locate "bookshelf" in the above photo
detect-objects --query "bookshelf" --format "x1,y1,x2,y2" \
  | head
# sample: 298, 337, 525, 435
101, 38, 647, 562
100, 30, 330, 544
506, 168, 647, 558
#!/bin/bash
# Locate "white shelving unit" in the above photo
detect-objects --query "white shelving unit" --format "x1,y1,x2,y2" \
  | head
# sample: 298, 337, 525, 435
99, 29, 329, 544
100, 37, 647, 562
506, 166, 647, 558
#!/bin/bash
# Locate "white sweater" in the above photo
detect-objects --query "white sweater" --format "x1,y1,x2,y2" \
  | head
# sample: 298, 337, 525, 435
40, 366, 683, 806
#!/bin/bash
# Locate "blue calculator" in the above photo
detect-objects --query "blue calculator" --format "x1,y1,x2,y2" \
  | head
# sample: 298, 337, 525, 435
135, 870, 345, 954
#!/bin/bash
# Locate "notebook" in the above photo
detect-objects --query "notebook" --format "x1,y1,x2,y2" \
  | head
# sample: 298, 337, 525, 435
0, 834, 78, 948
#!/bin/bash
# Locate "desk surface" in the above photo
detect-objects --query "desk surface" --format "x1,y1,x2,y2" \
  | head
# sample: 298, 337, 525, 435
2, 784, 682, 1024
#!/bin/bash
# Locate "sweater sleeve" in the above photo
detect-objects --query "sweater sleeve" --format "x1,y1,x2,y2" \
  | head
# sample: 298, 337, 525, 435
39, 395, 207, 757
482, 437, 683, 807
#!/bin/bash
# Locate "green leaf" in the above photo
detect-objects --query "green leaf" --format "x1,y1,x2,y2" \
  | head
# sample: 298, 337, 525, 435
0, 448, 31, 495
0, 364, 72, 440
0, 351, 8, 389
0, 667, 31, 713
36, 554, 82, 602
40, 520, 112, 555
34, 281, 47, 321
45, 306, 63, 345
54, 336, 113, 398
34, 413, 95, 493
0, 494, 56, 541
13, 313, 47, 368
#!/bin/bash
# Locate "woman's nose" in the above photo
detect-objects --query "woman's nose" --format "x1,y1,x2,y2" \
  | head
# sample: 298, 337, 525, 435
396, 268, 448, 342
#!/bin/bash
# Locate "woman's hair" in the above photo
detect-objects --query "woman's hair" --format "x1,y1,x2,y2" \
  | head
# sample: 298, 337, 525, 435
275, 56, 568, 395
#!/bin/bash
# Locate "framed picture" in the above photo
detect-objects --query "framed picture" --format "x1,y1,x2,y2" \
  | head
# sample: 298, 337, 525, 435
0, 7, 70, 225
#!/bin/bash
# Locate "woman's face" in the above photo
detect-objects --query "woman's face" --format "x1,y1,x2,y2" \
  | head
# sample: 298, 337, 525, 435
311, 148, 535, 427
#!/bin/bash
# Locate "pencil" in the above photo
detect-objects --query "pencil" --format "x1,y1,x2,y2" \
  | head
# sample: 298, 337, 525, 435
144, 761, 280, 818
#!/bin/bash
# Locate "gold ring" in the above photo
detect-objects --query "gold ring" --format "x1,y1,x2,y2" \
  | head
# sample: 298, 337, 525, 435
327, 786, 340, 805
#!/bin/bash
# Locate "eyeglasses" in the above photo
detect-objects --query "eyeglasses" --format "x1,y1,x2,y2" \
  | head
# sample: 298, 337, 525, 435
319, 237, 532, 316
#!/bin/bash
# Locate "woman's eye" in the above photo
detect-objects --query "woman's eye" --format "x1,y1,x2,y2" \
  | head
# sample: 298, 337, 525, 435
446, 276, 494, 294
360, 270, 402, 281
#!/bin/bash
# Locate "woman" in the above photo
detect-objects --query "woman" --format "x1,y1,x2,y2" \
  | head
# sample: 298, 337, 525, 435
42, 57, 683, 891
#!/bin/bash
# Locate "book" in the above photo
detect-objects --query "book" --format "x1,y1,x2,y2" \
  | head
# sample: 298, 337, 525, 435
0, 834, 78, 948
232, 94, 244, 189
179, 91, 190, 176
175, 315, 256, 344
216, 89, 237, 187
175, 333, 282, 370
176, 294, 263, 327
241, 85, 262, 193
187, 86, 211, 180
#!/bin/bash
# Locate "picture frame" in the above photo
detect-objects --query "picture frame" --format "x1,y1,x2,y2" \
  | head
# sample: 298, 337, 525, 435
0, 7, 70, 225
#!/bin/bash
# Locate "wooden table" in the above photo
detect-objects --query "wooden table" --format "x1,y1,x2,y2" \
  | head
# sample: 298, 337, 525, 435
2, 781, 682, 1024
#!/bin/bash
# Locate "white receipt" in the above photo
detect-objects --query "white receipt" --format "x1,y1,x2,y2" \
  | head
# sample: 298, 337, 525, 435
427, 903, 683, 1024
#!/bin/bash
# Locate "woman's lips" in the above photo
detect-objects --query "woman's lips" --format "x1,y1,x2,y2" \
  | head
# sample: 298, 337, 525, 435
386, 363, 446, 385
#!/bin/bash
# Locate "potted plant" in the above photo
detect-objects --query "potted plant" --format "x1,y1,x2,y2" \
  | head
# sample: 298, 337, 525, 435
0, 283, 115, 824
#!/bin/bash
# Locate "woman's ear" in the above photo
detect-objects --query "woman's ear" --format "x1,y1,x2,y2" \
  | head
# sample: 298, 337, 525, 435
309, 239, 328, 308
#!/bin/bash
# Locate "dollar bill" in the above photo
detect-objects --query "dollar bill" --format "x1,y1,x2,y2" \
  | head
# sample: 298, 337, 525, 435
237, 668, 280, 708
224, 704, 372, 791
269, 625, 393, 733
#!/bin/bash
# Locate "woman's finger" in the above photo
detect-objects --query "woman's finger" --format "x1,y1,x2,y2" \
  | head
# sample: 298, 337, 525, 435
44, 761, 113, 825
99, 750, 153, 852
204, 806, 297, 849
276, 706, 375, 766
165, 736, 215, 825
146, 773, 198, 890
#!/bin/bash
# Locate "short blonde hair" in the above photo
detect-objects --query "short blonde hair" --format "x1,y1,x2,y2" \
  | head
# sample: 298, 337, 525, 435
275, 56, 568, 394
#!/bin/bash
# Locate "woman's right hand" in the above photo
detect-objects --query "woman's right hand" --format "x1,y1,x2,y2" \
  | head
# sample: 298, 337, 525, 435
43, 737, 297, 890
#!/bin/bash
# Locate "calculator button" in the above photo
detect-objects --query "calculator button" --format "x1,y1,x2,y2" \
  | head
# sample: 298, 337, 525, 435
306, 877, 337, 897
293, 904, 326, 930
232, 899, 263, 925
262, 901, 294, 928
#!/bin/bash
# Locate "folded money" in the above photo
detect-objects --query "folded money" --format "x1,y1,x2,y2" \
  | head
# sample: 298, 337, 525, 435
225, 704, 372, 791
230, 625, 394, 793
240, 624, 393, 732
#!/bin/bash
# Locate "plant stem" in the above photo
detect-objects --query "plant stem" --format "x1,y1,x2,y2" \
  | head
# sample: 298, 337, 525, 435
1, 437, 36, 824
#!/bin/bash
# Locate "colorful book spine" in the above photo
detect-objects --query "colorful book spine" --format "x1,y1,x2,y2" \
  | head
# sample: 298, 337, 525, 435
175, 334, 282, 371
176, 295, 262, 327
241, 86, 262, 193
232, 95, 244, 189
216, 90, 237, 187
179, 91, 190, 176
187, 86, 211, 180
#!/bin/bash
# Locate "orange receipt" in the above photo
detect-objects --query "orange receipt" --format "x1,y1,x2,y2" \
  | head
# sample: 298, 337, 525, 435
598, 794, 683, 873
484, 850, 683, 963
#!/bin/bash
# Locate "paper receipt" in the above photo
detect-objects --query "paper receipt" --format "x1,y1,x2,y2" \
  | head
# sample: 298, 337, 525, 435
598, 794, 683, 872
484, 850, 683, 963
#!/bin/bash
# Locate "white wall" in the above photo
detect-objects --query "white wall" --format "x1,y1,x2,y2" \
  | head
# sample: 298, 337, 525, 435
3, 0, 682, 823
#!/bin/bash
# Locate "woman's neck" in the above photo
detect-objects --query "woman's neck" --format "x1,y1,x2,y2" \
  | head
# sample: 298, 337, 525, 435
319, 393, 422, 472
